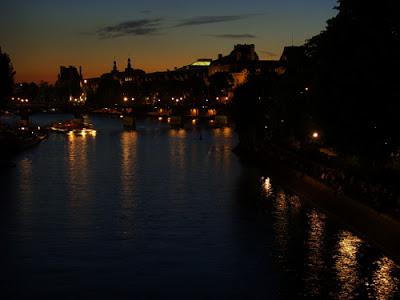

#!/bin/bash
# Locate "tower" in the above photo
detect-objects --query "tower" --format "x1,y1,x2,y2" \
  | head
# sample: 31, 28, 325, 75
126, 58, 133, 71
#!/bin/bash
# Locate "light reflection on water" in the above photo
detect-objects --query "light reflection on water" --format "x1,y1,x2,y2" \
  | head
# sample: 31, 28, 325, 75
1, 115, 400, 298
335, 231, 362, 299
67, 131, 90, 207
120, 130, 137, 203
371, 257, 400, 300
304, 209, 326, 298
273, 191, 290, 264
262, 175, 400, 299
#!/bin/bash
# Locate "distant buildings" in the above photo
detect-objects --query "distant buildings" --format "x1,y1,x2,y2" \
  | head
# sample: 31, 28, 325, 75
74, 44, 307, 106
107, 58, 146, 83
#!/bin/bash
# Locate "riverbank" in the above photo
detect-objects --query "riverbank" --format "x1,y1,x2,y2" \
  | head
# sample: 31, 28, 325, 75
0, 122, 48, 158
236, 147, 400, 264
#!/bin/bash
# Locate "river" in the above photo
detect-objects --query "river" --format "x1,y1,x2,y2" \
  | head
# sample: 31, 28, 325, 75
0, 114, 399, 299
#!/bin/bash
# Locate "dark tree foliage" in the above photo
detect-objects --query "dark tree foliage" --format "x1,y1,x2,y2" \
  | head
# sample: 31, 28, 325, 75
230, 72, 276, 153
272, 48, 313, 144
183, 77, 207, 106
208, 72, 233, 99
306, 0, 400, 158
16, 82, 39, 101
0, 47, 15, 107
36, 82, 57, 106
231, 57, 313, 152
95, 76, 122, 107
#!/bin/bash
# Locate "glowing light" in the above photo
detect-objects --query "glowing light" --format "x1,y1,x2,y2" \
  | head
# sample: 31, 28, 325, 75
123, 97, 128, 102
158, 117, 163, 121
312, 132, 319, 139
84, 79, 88, 84
69, 128, 97, 137
207, 109, 216, 116
192, 119, 197, 125
191, 60, 212, 66
263, 177, 272, 196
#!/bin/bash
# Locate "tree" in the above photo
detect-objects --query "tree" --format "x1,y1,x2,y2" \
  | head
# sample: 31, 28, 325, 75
0, 47, 15, 107
306, 0, 400, 159
95, 76, 122, 107
230, 73, 275, 153
208, 72, 233, 100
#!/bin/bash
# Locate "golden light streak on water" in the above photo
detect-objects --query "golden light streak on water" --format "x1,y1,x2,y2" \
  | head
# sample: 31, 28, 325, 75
335, 231, 363, 299
304, 209, 326, 298
263, 177, 272, 197
273, 191, 289, 262
370, 256, 399, 300
120, 131, 137, 204
67, 131, 90, 198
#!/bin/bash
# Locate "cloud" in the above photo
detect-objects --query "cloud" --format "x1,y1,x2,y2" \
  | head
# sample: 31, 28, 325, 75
209, 34, 256, 39
140, 10, 152, 14
175, 15, 248, 27
97, 19, 162, 39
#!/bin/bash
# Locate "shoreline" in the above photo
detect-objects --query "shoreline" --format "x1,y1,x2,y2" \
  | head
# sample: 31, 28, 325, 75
238, 150, 400, 264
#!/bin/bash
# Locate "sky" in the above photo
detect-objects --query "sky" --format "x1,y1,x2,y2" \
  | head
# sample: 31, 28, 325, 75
0, 0, 337, 83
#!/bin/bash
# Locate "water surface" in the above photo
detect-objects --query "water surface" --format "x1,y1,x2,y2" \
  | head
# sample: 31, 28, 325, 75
0, 115, 399, 298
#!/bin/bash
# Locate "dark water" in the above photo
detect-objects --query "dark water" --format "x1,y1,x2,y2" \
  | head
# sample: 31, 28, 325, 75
1, 114, 399, 299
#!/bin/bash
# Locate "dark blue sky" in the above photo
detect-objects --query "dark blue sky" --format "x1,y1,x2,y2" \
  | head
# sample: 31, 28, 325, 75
0, 0, 337, 82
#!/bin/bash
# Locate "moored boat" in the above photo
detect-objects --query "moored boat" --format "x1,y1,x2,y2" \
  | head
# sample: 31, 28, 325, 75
50, 118, 96, 135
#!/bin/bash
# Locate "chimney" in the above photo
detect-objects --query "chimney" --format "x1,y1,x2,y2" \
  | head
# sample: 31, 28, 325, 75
218, 53, 223, 60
